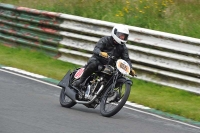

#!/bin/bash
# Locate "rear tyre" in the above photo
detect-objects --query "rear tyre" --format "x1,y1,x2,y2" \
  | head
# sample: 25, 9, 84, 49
100, 82, 131, 117
60, 88, 76, 108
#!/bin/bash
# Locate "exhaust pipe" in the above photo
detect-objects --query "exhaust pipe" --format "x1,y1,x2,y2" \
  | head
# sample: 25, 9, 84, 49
75, 85, 104, 104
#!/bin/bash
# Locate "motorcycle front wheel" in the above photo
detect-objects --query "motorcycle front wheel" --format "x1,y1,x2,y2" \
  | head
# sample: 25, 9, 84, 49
100, 82, 131, 117
60, 87, 76, 108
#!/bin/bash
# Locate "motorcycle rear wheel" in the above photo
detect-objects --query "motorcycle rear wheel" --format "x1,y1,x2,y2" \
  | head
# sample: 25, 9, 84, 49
100, 82, 131, 117
60, 88, 76, 108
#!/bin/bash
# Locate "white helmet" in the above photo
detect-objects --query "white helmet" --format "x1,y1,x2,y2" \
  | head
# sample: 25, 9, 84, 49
111, 24, 129, 45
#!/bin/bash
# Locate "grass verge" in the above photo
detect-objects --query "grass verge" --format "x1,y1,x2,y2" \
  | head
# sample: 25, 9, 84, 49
0, 44, 200, 121
1, 0, 200, 39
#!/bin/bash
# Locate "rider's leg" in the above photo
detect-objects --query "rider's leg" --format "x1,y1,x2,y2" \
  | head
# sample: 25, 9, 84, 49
73, 58, 100, 88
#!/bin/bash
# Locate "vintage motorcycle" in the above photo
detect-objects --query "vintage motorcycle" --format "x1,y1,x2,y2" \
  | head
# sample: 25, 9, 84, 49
58, 56, 135, 117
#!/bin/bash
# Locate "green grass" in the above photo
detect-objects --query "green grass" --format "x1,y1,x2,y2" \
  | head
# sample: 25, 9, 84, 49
0, 45, 78, 80
0, 44, 200, 121
1, 0, 200, 39
1, 0, 200, 122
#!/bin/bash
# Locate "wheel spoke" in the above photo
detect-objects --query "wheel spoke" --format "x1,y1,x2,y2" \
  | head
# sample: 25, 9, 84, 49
100, 82, 131, 117
105, 103, 117, 112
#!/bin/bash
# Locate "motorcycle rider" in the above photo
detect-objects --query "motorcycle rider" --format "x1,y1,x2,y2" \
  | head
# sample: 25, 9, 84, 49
73, 24, 136, 89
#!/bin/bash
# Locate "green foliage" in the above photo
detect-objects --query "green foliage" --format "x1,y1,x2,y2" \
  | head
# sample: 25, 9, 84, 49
2, 0, 200, 38
0, 44, 200, 121
1, 0, 200, 121
0, 45, 78, 80
129, 78, 200, 121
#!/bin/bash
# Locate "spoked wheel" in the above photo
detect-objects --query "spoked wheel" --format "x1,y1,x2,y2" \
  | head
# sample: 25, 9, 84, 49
60, 88, 76, 108
100, 82, 131, 117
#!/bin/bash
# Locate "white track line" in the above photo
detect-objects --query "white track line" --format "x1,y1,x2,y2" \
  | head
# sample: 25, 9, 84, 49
0, 69, 60, 88
123, 106, 200, 130
0, 68, 199, 130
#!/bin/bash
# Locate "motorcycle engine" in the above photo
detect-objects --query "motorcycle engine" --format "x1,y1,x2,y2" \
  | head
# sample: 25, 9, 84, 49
101, 65, 114, 75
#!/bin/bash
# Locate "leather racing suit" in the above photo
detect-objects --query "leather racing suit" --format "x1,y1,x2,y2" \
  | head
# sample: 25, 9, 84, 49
73, 36, 133, 88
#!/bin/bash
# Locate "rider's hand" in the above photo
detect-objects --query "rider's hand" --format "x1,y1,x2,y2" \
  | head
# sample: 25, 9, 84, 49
99, 52, 108, 58
130, 69, 136, 76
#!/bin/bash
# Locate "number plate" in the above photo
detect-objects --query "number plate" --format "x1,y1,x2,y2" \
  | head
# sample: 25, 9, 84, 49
116, 59, 130, 75
74, 68, 85, 79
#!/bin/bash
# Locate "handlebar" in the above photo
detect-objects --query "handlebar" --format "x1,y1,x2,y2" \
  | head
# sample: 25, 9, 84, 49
100, 54, 137, 78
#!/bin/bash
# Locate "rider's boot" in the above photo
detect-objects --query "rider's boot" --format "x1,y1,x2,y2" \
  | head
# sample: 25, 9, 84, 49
73, 58, 98, 89
73, 76, 88, 89
72, 66, 92, 89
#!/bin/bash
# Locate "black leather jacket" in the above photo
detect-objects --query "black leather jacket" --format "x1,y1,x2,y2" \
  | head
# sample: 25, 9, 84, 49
92, 36, 133, 69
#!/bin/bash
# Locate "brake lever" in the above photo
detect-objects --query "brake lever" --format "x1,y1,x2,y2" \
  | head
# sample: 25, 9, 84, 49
127, 74, 137, 78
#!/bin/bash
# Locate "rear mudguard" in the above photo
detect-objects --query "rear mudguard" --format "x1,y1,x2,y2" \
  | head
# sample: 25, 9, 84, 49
58, 70, 71, 88
58, 70, 77, 101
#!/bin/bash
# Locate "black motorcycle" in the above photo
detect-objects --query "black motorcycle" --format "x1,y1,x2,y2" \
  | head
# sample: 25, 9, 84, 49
58, 56, 135, 117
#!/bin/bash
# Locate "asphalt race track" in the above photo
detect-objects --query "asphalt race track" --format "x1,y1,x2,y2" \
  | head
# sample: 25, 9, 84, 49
0, 68, 199, 133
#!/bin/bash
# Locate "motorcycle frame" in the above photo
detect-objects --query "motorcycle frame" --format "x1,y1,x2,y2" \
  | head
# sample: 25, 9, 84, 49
58, 66, 132, 105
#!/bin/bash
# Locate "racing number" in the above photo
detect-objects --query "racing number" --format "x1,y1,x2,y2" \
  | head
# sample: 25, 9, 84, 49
120, 63, 128, 71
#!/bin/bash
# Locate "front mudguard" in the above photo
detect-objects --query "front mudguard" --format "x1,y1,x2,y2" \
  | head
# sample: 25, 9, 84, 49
115, 76, 133, 88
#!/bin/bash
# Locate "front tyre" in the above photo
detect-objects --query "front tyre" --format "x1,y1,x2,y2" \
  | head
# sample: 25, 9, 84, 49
60, 88, 76, 108
100, 82, 131, 117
